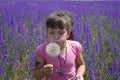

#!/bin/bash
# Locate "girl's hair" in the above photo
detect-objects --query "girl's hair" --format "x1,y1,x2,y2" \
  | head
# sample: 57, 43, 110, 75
46, 11, 74, 40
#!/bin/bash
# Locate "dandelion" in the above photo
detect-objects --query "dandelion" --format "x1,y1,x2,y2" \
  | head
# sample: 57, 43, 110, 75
46, 42, 61, 57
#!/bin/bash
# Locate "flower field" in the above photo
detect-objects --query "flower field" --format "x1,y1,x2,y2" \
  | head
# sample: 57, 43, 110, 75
0, 1, 120, 80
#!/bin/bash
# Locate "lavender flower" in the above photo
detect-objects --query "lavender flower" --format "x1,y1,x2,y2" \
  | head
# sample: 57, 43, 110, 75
4, 73, 8, 80
0, 29, 5, 45
29, 52, 35, 70
0, 65, 4, 76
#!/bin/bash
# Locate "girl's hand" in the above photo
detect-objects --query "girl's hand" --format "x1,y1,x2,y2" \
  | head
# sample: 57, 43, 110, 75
43, 64, 53, 76
76, 74, 84, 80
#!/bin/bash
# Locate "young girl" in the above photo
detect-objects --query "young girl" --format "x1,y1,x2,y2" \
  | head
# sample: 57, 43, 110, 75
33, 11, 86, 80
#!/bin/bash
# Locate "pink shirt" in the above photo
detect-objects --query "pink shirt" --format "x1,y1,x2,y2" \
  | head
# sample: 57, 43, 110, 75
36, 40, 82, 80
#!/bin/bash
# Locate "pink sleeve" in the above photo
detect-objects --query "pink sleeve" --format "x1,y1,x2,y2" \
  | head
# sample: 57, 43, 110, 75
36, 44, 46, 60
71, 41, 82, 56
75, 42, 82, 56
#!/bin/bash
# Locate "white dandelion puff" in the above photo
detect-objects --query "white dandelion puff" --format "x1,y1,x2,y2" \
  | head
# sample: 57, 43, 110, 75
46, 42, 61, 57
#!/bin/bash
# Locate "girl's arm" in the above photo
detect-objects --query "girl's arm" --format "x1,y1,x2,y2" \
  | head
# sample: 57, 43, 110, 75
33, 55, 46, 80
75, 54, 86, 79
33, 55, 53, 80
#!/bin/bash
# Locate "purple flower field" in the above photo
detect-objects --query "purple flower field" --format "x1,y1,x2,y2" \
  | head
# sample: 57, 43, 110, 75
0, 1, 120, 80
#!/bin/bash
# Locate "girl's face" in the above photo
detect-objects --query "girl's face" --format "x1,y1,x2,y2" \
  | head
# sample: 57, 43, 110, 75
47, 28, 70, 46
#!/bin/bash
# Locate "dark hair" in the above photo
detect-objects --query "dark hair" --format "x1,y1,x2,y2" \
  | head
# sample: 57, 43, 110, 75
46, 11, 74, 40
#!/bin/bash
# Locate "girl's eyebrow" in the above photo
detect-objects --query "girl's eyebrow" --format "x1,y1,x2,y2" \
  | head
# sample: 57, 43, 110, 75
59, 29, 66, 31
48, 28, 66, 31
59, 30, 65, 32
48, 29, 54, 31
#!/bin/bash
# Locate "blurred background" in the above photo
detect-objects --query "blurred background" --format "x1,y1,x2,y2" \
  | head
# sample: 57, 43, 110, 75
0, 1, 120, 80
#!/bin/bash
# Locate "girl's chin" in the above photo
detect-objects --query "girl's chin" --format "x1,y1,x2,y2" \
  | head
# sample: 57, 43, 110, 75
57, 41, 67, 47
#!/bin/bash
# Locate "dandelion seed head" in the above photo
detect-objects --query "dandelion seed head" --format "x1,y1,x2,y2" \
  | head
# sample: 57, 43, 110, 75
46, 42, 61, 57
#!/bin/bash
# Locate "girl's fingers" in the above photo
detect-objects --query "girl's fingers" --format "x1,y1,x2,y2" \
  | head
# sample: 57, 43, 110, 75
44, 64, 53, 68
75, 74, 84, 80
43, 64, 53, 76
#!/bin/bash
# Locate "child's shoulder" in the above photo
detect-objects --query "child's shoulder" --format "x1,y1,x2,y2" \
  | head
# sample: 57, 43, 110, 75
68, 40, 82, 50
37, 42, 48, 50
68, 40, 81, 46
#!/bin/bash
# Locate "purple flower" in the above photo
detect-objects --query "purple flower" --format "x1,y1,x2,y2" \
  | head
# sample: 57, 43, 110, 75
0, 29, 5, 45
3, 46, 9, 65
0, 65, 4, 76
95, 39, 100, 54
29, 52, 35, 70
89, 68, 96, 80
4, 73, 8, 80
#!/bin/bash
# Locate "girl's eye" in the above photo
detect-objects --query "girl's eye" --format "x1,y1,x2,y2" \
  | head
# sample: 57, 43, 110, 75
49, 32, 55, 34
59, 32, 64, 35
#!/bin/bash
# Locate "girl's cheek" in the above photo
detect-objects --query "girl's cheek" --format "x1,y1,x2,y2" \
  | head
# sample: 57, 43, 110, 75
48, 35, 54, 40
48, 38, 64, 43
57, 38, 66, 45
48, 38, 54, 42
48, 35, 67, 42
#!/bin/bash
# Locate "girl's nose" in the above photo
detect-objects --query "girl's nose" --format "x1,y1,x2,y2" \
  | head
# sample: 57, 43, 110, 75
54, 34, 59, 40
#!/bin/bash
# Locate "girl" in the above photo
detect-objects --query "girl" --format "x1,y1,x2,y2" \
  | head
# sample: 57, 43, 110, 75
33, 11, 86, 80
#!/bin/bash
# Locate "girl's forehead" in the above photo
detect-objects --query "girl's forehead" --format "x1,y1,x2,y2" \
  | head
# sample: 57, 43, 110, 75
48, 28, 67, 31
